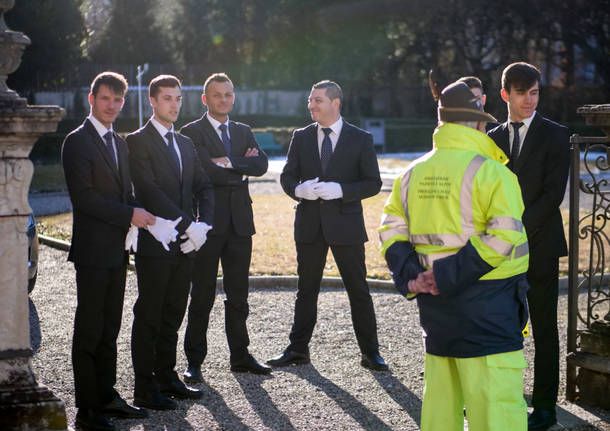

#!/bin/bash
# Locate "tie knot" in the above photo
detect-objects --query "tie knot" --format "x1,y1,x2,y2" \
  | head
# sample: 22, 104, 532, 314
104, 131, 113, 142
511, 122, 524, 131
219, 124, 227, 132
165, 131, 174, 141
322, 127, 332, 136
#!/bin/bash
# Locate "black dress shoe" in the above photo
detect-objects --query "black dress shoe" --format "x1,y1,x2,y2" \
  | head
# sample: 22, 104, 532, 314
528, 407, 557, 430
183, 364, 203, 383
133, 391, 177, 411
102, 396, 148, 419
266, 349, 310, 367
75, 408, 115, 431
160, 381, 204, 400
361, 353, 389, 371
231, 354, 272, 375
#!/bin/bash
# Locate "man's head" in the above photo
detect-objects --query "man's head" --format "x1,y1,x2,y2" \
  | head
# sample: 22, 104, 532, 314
308, 80, 342, 127
149, 74, 182, 128
457, 76, 486, 107
437, 81, 496, 131
88, 71, 128, 128
500, 62, 541, 122
202, 73, 235, 122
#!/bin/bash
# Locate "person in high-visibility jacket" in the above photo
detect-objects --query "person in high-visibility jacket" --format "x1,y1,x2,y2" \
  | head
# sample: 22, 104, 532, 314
379, 81, 530, 431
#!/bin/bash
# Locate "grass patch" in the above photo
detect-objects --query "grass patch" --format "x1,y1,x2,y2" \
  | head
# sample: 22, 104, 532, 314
38, 195, 607, 280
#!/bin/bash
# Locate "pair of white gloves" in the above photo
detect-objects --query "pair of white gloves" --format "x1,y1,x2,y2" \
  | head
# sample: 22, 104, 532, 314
125, 216, 212, 254
294, 177, 343, 200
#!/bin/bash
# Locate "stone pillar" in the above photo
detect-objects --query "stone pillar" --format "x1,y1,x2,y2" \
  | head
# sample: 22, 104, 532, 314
0, 1, 68, 429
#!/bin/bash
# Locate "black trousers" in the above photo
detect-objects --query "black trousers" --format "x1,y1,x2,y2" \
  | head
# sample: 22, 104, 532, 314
131, 255, 192, 395
527, 256, 560, 408
288, 230, 379, 355
72, 264, 126, 408
184, 226, 252, 365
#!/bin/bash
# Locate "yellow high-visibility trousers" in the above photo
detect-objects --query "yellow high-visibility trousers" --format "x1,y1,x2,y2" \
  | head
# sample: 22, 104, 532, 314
421, 350, 527, 431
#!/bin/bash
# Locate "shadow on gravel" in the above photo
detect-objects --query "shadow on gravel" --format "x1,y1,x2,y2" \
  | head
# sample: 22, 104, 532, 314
191, 378, 251, 430
283, 365, 393, 431
234, 372, 297, 431
138, 407, 194, 431
370, 371, 422, 426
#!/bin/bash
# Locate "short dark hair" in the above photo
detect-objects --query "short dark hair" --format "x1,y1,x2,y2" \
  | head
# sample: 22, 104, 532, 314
203, 73, 233, 94
502, 62, 541, 93
457, 76, 483, 91
149, 74, 181, 99
312, 80, 343, 107
90, 71, 128, 97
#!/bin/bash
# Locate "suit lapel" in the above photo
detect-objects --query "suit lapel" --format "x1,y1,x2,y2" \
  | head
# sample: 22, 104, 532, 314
514, 112, 541, 172
144, 121, 182, 181
175, 134, 190, 185
495, 123, 511, 157
327, 123, 352, 174
200, 113, 227, 156
305, 124, 323, 176
84, 119, 121, 184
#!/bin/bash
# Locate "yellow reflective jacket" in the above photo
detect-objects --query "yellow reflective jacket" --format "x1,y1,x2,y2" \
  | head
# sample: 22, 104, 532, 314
379, 123, 530, 357
380, 122, 529, 280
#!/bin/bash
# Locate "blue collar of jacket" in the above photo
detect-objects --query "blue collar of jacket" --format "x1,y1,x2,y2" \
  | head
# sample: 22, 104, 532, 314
432, 122, 508, 166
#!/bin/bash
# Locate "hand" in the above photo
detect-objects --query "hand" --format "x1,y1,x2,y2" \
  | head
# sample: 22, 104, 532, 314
131, 208, 155, 228
180, 237, 197, 254
212, 156, 231, 167
407, 269, 439, 295
146, 216, 182, 251
125, 225, 139, 252
312, 181, 343, 200
184, 221, 213, 251
294, 177, 320, 200
244, 147, 259, 157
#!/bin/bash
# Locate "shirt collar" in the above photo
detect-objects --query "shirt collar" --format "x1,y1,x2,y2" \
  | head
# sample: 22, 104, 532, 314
317, 116, 343, 136
88, 114, 113, 139
508, 111, 536, 130
206, 113, 230, 131
150, 116, 174, 139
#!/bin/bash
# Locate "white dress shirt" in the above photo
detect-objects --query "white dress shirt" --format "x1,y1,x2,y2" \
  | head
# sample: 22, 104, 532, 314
150, 117, 183, 173
316, 117, 343, 156
508, 112, 535, 156
88, 114, 118, 166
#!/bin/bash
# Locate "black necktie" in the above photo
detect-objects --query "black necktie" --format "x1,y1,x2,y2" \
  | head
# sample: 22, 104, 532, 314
165, 131, 181, 175
510, 122, 524, 169
320, 127, 332, 173
103, 131, 117, 168
219, 124, 231, 156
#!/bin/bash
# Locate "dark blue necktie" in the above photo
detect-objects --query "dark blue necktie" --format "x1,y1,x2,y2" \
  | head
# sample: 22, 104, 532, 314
320, 127, 332, 173
509, 122, 524, 170
103, 131, 118, 168
165, 131, 181, 176
219, 124, 231, 156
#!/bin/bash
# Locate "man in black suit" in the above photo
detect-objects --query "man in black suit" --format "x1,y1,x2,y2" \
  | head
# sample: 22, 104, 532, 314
488, 62, 570, 430
267, 80, 388, 371
127, 75, 214, 410
180, 73, 270, 380
457, 75, 500, 132
62, 72, 153, 431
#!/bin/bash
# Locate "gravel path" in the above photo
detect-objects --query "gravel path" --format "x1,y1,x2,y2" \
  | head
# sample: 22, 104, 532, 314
30, 245, 610, 430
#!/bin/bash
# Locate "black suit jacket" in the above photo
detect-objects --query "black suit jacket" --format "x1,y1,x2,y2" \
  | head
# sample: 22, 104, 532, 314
280, 121, 382, 245
61, 119, 135, 268
126, 121, 214, 258
180, 113, 268, 236
488, 113, 570, 260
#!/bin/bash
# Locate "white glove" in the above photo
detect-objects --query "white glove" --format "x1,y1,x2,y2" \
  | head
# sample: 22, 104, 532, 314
180, 237, 197, 254
125, 225, 139, 252
146, 216, 182, 251
294, 177, 320, 200
312, 181, 343, 200
183, 221, 213, 251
